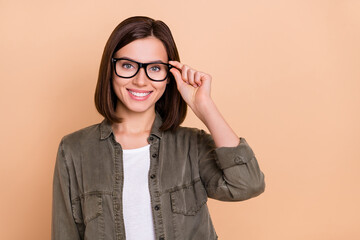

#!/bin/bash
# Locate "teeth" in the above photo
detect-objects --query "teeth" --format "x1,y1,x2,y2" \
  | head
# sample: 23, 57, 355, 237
129, 90, 151, 97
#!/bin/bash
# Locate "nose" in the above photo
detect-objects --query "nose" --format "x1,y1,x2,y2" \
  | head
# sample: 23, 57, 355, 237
132, 67, 149, 86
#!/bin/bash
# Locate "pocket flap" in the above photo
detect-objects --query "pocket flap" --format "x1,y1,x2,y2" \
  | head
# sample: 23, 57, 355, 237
72, 194, 103, 224
170, 179, 208, 216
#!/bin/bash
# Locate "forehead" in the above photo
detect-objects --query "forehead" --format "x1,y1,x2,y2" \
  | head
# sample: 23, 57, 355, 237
114, 37, 168, 62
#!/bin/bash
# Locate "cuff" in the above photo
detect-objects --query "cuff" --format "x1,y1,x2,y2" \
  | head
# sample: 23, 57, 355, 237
214, 137, 255, 170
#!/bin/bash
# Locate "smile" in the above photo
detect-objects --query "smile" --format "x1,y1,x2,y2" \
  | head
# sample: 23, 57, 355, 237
126, 89, 153, 101
128, 90, 152, 97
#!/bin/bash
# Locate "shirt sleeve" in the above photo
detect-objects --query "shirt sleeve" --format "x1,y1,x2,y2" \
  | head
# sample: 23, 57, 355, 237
51, 138, 82, 240
197, 129, 265, 201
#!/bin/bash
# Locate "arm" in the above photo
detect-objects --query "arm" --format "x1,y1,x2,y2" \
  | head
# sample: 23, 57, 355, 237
197, 127, 265, 201
196, 98, 240, 148
169, 60, 265, 201
195, 89, 265, 201
51, 139, 82, 240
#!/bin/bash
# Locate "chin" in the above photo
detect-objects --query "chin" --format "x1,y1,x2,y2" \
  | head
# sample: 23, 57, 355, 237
124, 104, 155, 113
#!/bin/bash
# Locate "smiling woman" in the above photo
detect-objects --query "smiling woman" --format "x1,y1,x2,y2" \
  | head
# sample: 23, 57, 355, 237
51, 16, 265, 240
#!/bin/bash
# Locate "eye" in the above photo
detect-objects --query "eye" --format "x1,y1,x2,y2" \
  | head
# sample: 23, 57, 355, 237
122, 63, 134, 69
149, 65, 161, 72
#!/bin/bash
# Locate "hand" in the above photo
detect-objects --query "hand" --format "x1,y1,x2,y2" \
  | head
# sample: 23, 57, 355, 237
169, 60, 213, 118
169, 61, 240, 148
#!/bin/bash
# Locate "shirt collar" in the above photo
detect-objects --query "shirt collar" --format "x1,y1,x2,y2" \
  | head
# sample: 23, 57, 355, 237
99, 111, 163, 140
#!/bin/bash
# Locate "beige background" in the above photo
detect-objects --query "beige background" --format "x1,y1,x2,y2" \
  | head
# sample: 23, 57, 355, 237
1, 0, 359, 239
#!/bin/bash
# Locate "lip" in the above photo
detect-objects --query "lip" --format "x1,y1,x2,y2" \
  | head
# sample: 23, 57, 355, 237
127, 89, 153, 101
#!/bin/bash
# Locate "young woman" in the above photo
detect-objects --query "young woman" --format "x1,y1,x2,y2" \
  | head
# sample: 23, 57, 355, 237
52, 16, 265, 240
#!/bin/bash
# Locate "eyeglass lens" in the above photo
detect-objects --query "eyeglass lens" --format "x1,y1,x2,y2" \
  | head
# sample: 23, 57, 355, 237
114, 59, 169, 81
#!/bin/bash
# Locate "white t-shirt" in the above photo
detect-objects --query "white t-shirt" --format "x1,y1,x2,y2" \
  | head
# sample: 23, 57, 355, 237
122, 144, 155, 240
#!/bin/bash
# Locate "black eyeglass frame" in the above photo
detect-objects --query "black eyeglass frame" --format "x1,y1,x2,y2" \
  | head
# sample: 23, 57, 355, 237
112, 57, 174, 82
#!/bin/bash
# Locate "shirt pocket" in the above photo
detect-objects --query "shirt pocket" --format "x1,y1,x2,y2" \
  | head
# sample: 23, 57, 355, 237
72, 193, 103, 225
170, 178, 208, 216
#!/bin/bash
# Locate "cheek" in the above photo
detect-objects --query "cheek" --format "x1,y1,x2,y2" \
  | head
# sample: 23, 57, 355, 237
158, 83, 167, 95
152, 83, 167, 102
112, 77, 127, 89
112, 79, 128, 100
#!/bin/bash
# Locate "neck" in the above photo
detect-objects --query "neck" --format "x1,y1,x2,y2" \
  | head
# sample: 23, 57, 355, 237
111, 107, 156, 135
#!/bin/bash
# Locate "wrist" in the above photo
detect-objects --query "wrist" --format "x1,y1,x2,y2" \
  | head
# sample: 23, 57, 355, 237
195, 98, 218, 125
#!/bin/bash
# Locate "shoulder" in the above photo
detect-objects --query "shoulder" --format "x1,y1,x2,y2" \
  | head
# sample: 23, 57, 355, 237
165, 125, 212, 142
173, 125, 203, 136
59, 121, 102, 151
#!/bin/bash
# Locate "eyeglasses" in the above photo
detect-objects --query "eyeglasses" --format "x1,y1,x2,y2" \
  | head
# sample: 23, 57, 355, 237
112, 57, 174, 82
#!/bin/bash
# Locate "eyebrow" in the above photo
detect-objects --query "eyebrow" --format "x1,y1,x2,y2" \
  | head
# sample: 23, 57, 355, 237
118, 56, 166, 64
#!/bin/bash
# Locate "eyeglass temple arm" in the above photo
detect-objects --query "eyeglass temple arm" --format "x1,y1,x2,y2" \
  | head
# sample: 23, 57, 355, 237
169, 64, 182, 72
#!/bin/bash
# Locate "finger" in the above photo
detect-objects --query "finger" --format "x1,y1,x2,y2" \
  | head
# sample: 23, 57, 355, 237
194, 71, 202, 87
199, 72, 212, 91
187, 68, 197, 87
182, 65, 189, 83
168, 60, 183, 70
169, 67, 186, 88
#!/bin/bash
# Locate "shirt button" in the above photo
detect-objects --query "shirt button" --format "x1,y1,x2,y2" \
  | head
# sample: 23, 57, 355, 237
149, 136, 154, 141
154, 205, 160, 211
152, 153, 158, 158
150, 174, 156, 179
234, 156, 244, 164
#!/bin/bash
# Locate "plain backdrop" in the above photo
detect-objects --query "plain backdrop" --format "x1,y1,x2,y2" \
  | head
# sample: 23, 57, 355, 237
1, 0, 359, 239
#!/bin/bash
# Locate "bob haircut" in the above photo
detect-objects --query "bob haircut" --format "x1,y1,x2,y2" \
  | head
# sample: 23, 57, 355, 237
94, 16, 187, 132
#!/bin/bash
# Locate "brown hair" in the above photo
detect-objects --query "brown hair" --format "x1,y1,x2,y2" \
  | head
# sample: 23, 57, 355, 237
94, 16, 187, 131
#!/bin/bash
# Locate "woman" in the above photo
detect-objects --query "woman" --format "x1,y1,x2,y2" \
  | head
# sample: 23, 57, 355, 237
52, 16, 265, 240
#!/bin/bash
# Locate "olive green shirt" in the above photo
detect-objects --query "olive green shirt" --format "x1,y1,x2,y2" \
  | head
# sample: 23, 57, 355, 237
51, 111, 265, 240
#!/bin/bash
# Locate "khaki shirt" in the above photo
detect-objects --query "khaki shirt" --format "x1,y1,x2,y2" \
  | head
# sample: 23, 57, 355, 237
51, 111, 265, 240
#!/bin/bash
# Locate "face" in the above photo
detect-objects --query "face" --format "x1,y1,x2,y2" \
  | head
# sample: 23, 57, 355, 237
112, 36, 169, 115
